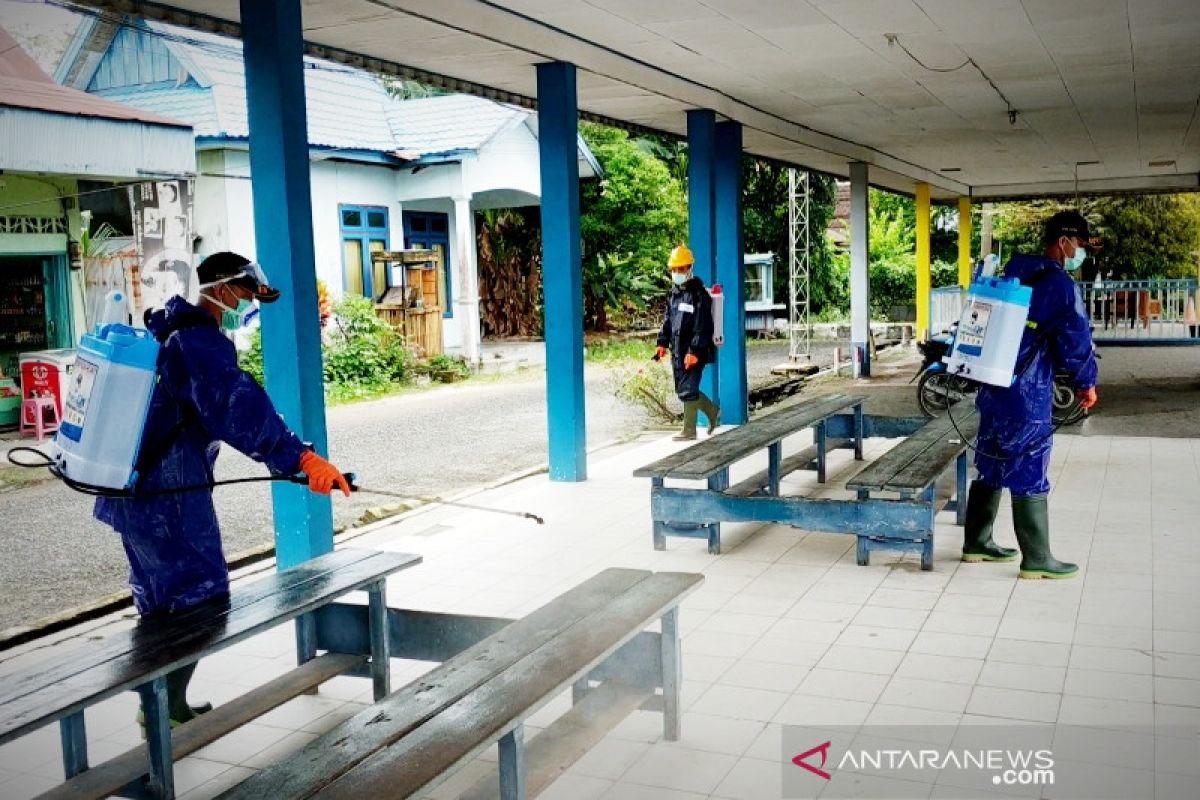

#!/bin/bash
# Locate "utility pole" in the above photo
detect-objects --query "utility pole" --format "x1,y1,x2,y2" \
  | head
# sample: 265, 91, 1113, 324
980, 202, 994, 258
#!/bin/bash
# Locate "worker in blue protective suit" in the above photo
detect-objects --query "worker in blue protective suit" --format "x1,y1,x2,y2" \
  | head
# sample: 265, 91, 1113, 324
95, 252, 350, 725
656, 245, 720, 440
962, 211, 1099, 579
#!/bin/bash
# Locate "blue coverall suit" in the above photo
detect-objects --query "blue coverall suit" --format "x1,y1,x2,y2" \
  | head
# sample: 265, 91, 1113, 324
95, 296, 308, 617
974, 255, 1098, 496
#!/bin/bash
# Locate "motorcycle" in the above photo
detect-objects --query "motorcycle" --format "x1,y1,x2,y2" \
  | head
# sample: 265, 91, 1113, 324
914, 326, 1089, 426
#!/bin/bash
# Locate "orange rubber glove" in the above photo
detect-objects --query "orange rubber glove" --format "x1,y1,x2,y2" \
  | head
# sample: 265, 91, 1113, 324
1079, 386, 1098, 411
654, 346, 668, 361
298, 451, 351, 497
683, 353, 699, 370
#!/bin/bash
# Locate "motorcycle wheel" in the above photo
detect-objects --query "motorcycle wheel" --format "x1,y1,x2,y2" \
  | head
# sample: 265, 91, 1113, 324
1052, 379, 1087, 426
917, 371, 974, 418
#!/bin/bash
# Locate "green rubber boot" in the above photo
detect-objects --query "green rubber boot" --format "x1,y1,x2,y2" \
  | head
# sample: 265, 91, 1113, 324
673, 401, 698, 441
961, 481, 1018, 562
1012, 495, 1078, 579
697, 393, 721, 435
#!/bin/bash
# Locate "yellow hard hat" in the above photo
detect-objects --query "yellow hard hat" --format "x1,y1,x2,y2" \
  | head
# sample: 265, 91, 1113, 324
668, 245, 695, 269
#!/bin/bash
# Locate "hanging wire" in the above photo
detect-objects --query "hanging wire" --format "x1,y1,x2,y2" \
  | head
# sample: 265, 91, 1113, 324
886, 33, 1019, 125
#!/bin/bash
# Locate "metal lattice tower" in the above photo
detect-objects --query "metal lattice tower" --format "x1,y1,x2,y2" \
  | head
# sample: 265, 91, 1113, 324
787, 168, 812, 361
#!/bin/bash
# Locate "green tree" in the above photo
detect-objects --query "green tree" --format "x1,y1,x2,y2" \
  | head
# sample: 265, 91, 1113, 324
579, 124, 688, 330
741, 162, 842, 316
992, 195, 1200, 279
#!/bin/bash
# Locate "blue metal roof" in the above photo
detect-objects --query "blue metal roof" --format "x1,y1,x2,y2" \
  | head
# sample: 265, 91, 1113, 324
65, 18, 599, 170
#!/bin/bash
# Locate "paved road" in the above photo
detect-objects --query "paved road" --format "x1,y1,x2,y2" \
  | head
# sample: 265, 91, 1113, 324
0, 343, 822, 633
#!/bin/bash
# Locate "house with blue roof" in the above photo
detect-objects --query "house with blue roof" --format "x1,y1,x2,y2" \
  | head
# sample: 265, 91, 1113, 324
55, 16, 599, 362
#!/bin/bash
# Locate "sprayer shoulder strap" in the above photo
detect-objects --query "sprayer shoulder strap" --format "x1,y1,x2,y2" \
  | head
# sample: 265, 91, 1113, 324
1011, 270, 1059, 379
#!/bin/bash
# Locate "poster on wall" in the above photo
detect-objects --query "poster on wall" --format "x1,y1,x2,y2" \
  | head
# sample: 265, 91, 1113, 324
128, 179, 195, 318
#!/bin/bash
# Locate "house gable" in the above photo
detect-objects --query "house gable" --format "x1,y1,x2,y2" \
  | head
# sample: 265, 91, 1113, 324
88, 25, 196, 91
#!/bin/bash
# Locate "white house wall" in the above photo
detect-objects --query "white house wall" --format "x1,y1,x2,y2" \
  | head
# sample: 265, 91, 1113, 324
193, 150, 404, 300
465, 122, 541, 204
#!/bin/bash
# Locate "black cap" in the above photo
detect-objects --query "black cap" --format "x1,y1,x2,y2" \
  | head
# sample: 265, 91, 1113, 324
196, 251, 280, 303
1044, 210, 1091, 244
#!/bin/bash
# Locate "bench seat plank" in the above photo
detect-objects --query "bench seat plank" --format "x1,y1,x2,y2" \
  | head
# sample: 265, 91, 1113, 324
848, 409, 979, 492
217, 568, 659, 800
38, 652, 365, 800
0, 549, 377, 712
633, 394, 865, 480
0, 550, 419, 743
305, 572, 703, 799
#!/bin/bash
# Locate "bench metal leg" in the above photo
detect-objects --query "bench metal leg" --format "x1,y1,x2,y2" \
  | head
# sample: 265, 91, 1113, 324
368, 579, 391, 700
660, 607, 682, 741
921, 486, 937, 571
706, 470, 728, 555
572, 677, 590, 704
854, 404, 865, 460
137, 677, 174, 799
955, 452, 968, 526
767, 442, 782, 496
651, 477, 667, 550
59, 710, 88, 779
295, 612, 317, 666
498, 725, 526, 800
816, 421, 828, 483
856, 535, 870, 566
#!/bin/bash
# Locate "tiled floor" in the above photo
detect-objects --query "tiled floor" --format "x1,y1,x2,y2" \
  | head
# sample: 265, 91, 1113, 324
1, 427, 1197, 799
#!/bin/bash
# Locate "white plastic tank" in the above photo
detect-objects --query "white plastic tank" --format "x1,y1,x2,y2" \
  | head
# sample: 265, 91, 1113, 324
52, 324, 160, 491
944, 277, 1032, 387
709, 284, 725, 347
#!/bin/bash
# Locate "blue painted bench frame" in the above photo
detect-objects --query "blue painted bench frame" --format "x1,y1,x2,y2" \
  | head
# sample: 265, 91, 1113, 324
644, 413, 970, 568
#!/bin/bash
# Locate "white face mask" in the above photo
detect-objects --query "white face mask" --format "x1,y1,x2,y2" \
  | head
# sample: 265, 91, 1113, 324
671, 271, 690, 286
205, 291, 260, 331
1062, 239, 1087, 271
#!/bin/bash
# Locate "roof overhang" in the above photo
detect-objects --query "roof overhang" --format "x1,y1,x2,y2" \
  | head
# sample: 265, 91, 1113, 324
62, 0, 1200, 200
0, 105, 195, 178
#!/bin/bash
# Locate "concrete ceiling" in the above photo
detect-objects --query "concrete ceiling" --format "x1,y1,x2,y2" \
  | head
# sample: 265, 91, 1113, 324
73, 0, 1200, 200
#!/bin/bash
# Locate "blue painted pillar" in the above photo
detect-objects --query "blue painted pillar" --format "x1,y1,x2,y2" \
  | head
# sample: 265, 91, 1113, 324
241, 0, 333, 566
714, 121, 746, 424
536, 62, 586, 481
687, 110, 718, 422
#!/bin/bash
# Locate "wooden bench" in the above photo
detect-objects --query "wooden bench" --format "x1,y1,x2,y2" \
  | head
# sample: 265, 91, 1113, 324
636, 396, 977, 568
1, 548, 420, 800
217, 568, 702, 800
847, 407, 980, 570
634, 393, 867, 553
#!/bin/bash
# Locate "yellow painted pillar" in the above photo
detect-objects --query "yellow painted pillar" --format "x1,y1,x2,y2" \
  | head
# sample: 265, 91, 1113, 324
958, 196, 972, 288
915, 183, 931, 340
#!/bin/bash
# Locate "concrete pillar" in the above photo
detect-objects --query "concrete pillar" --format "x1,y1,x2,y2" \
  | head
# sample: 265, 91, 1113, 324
536, 61, 586, 482
958, 196, 973, 288
849, 162, 871, 377
915, 182, 931, 341
687, 109, 718, 421
452, 195, 481, 366
714, 120, 746, 425
241, 0, 332, 566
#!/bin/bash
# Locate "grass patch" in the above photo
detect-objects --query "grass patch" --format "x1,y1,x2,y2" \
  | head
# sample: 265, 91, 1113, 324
585, 337, 656, 365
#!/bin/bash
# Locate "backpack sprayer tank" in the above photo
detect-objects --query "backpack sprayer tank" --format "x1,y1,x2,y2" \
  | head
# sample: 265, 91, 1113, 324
51, 291, 160, 491
944, 276, 1032, 387
709, 284, 725, 347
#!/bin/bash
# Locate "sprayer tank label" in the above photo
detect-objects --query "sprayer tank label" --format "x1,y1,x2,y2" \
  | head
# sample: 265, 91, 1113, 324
959, 301, 992, 350
60, 358, 98, 442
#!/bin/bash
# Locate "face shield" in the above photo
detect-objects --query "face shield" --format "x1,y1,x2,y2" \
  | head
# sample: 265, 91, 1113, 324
198, 261, 281, 303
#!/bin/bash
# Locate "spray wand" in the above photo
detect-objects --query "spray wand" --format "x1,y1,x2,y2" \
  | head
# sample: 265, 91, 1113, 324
6, 448, 544, 525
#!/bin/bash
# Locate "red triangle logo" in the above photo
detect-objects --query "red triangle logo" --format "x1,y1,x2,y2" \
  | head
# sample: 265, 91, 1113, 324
792, 740, 833, 780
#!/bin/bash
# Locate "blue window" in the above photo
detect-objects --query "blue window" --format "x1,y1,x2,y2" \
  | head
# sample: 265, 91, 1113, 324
402, 211, 452, 318
340, 204, 389, 299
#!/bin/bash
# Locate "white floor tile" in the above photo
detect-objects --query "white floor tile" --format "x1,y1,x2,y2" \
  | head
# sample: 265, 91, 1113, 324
620, 743, 738, 795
